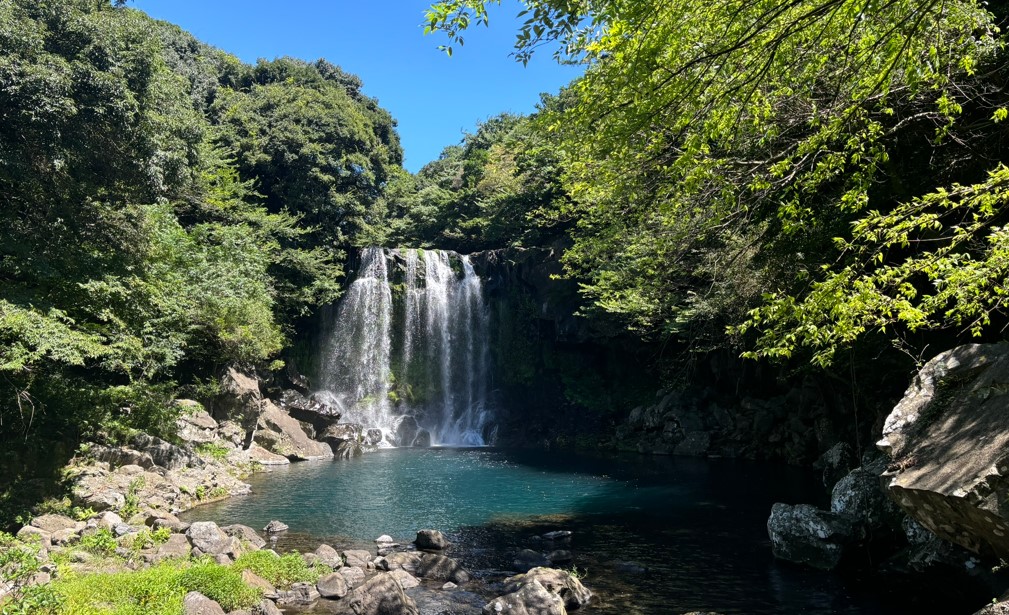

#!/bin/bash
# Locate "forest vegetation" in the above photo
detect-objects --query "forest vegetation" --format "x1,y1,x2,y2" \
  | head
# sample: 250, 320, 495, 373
4, 0, 1009, 525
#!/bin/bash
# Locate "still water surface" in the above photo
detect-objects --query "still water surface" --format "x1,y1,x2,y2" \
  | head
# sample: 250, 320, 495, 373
182, 448, 984, 614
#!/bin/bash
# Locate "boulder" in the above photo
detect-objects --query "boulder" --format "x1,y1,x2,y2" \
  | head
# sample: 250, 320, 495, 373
214, 366, 264, 449
415, 529, 450, 550
30, 514, 84, 534
413, 430, 432, 448
176, 405, 220, 444
502, 567, 591, 611
416, 553, 470, 584
253, 600, 283, 615
224, 524, 266, 550
187, 521, 241, 558
377, 551, 422, 574
264, 520, 289, 534
351, 573, 420, 615
339, 566, 366, 589
388, 569, 420, 590
279, 389, 342, 432
183, 591, 226, 615
767, 503, 859, 570
365, 429, 384, 446
256, 401, 334, 461
155, 534, 192, 562
674, 431, 711, 456
395, 416, 420, 447
512, 549, 550, 572
93, 446, 157, 470
830, 463, 901, 533
343, 549, 374, 568
317, 572, 349, 599
314, 544, 343, 568
483, 579, 565, 615
817, 443, 856, 491
16, 525, 51, 545
241, 568, 276, 592
877, 343, 1009, 558
277, 582, 320, 606
245, 444, 291, 466
131, 433, 203, 471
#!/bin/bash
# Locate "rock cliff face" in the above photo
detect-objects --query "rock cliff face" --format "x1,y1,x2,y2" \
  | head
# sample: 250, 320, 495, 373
878, 343, 1009, 559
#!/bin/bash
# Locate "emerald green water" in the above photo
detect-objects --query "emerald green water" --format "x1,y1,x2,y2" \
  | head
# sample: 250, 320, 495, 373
183, 448, 986, 614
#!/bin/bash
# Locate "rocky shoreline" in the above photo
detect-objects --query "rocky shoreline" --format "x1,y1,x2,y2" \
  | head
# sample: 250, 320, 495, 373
5, 510, 591, 615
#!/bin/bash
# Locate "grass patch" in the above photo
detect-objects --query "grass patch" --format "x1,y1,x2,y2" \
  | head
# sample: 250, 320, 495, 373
232, 550, 325, 587
45, 559, 260, 614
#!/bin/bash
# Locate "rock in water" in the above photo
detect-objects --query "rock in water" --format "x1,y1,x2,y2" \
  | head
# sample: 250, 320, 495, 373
502, 567, 591, 610
483, 579, 565, 615
767, 503, 859, 570
263, 520, 289, 534
878, 343, 1009, 558
415, 529, 450, 550
316, 572, 349, 599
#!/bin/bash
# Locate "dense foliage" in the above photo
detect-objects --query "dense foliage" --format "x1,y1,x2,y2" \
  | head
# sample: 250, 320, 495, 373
425, 0, 1009, 368
0, 1, 400, 451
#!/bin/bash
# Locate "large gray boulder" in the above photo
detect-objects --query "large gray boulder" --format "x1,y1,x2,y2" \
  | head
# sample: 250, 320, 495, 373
416, 553, 470, 584
502, 567, 591, 611
349, 573, 420, 615
877, 343, 1009, 558
186, 521, 241, 558
767, 503, 860, 570
256, 401, 334, 461
214, 367, 264, 449
483, 579, 566, 615
830, 461, 901, 533
279, 389, 342, 432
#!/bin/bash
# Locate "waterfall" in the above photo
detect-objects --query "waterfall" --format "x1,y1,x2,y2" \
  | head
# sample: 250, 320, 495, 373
319, 247, 493, 447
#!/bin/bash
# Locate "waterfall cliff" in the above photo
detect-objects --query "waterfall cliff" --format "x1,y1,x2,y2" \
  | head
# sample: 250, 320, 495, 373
319, 248, 493, 446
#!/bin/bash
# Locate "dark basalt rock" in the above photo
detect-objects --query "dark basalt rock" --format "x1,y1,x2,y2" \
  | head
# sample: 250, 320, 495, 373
279, 389, 342, 431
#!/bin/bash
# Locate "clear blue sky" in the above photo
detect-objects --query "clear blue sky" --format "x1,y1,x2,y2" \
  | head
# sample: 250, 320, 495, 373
133, 0, 582, 173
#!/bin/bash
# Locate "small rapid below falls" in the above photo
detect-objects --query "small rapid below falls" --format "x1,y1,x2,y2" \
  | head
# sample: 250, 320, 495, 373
319, 247, 493, 447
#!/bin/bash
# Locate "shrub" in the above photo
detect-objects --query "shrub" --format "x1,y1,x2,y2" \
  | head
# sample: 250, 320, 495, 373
177, 562, 261, 611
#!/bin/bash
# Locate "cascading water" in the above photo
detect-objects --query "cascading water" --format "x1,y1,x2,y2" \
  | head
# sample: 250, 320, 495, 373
319, 247, 493, 446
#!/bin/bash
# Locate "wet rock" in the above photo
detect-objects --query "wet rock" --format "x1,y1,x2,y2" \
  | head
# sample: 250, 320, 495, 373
317, 572, 349, 598
415, 529, 450, 550
395, 417, 420, 448
413, 430, 432, 448
614, 561, 646, 574
547, 550, 572, 565
377, 551, 423, 574
353, 573, 420, 615
877, 343, 1009, 558
542, 531, 571, 542
483, 579, 565, 615
502, 567, 591, 611
767, 502, 859, 570
264, 520, 289, 534
183, 591, 226, 615
329, 440, 364, 459
817, 442, 856, 491
674, 431, 711, 456
365, 429, 384, 446
389, 569, 420, 590
279, 389, 342, 432
416, 553, 470, 584
512, 549, 550, 572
